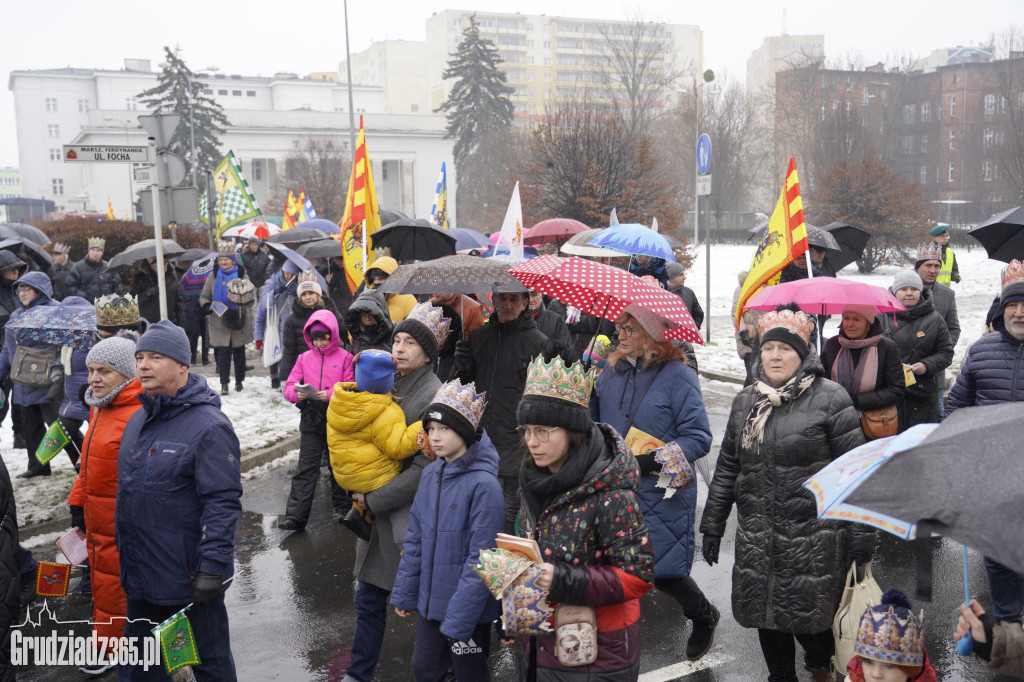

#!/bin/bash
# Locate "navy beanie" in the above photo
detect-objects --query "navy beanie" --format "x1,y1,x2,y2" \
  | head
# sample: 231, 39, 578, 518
135, 319, 192, 367
355, 349, 395, 394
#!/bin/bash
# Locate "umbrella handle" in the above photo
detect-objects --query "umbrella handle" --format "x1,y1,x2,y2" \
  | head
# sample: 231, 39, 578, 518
956, 545, 974, 656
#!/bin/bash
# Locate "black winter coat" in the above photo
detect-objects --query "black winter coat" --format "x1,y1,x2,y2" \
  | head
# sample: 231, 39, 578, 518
280, 296, 344, 382
877, 289, 954, 429
531, 303, 574, 361
65, 257, 123, 302
0, 458, 19, 681
668, 285, 704, 330
129, 267, 184, 326
241, 248, 271, 288
821, 320, 905, 412
944, 318, 1024, 416
700, 352, 874, 634
48, 262, 71, 301
925, 282, 960, 346
345, 288, 394, 354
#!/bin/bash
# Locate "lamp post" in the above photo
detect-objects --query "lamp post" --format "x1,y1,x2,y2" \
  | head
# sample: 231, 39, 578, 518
103, 116, 137, 219
692, 69, 715, 245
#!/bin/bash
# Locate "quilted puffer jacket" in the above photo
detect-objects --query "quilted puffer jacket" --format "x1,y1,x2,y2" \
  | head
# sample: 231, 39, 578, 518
0, 459, 19, 681
700, 352, 875, 634
326, 383, 422, 493
944, 316, 1024, 416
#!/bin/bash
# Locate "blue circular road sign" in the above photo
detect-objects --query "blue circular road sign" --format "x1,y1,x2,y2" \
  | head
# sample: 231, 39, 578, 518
697, 134, 712, 175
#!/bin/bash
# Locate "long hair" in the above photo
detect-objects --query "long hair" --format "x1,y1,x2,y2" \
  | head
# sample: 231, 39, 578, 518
606, 313, 687, 369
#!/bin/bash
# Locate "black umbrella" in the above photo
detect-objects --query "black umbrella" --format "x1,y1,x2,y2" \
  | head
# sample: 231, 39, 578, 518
268, 227, 332, 245
968, 206, 1024, 263
297, 239, 343, 260
371, 218, 457, 261
0, 238, 52, 269
378, 209, 408, 227
746, 223, 840, 251
107, 239, 185, 272
173, 247, 215, 263
380, 255, 524, 295
846, 402, 1024, 575
0, 222, 51, 245
820, 221, 871, 272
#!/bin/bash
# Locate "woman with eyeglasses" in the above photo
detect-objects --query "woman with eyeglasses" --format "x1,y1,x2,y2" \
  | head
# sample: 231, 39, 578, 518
593, 306, 719, 663
516, 355, 654, 681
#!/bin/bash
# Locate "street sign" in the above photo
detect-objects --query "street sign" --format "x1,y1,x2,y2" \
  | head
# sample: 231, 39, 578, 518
134, 166, 154, 187
140, 187, 200, 227
63, 145, 151, 163
156, 151, 187, 188
137, 114, 182, 148
697, 134, 712, 175
697, 174, 712, 196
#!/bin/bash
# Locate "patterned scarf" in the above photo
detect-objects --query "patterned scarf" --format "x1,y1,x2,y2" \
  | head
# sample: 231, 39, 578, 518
740, 372, 816, 449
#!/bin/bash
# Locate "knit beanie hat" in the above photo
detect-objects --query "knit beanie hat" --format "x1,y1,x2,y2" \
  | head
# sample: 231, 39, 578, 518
296, 270, 323, 296
893, 270, 923, 293
758, 306, 814, 360
282, 259, 301, 275
424, 380, 486, 446
308, 321, 331, 340
136, 319, 192, 367
841, 304, 876, 323
582, 334, 611, 369
355, 349, 395, 394
664, 261, 685, 280
86, 330, 140, 379
1000, 260, 1024, 307
393, 302, 452, 362
854, 589, 925, 677
516, 356, 595, 433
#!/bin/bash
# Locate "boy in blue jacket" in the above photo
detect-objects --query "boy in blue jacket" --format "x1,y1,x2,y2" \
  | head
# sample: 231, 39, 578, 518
391, 380, 504, 681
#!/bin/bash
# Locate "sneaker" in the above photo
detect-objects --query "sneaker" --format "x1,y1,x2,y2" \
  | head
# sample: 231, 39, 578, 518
78, 660, 116, 677
220, 384, 230, 396
277, 518, 305, 531
685, 603, 719, 661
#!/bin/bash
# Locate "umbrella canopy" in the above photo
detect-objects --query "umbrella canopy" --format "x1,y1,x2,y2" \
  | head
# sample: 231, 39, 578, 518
296, 239, 343, 260
747, 223, 840, 252
380, 255, 523, 295
0, 222, 51, 245
510, 255, 703, 344
295, 218, 341, 234
587, 223, 676, 262
524, 218, 590, 245
843, 402, 1024, 574
480, 245, 540, 259
0, 238, 52, 269
820, 221, 871, 272
371, 218, 457, 261
560, 228, 622, 258
106, 239, 185, 272
968, 206, 1024, 263
268, 227, 332, 245
5, 298, 96, 349
173, 247, 214, 263
221, 221, 281, 240
448, 227, 491, 250
264, 241, 321, 284
745, 278, 906, 316
378, 209, 408, 227
180, 253, 217, 295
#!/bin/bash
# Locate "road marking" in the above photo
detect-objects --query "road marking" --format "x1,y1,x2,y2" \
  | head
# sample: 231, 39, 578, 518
639, 653, 732, 681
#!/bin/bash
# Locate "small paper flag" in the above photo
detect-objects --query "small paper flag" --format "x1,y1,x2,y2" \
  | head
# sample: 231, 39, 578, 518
36, 419, 71, 466
153, 611, 202, 674
36, 561, 71, 597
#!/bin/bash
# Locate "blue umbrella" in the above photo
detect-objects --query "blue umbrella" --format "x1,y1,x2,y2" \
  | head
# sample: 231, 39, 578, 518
586, 223, 676, 262
479, 245, 540, 259
6, 298, 95, 349
295, 218, 340, 234
449, 227, 491, 250
264, 242, 327, 289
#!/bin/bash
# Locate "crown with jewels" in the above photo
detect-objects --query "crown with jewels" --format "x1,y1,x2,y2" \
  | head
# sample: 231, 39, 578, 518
405, 301, 453, 348
523, 356, 595, 408
430, 379, 486, 428
758, 308, 815, 345
1001, 259, 1024, 291
218, 241, 235, 256
915, 241, 942, 263
95, 293, 140, 327
87, 237, 105, 250
854, 603, 924, 666
52, 242, 70, 255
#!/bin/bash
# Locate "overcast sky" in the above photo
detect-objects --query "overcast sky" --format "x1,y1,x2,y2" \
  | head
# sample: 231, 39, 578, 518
1, 0, 1018, 167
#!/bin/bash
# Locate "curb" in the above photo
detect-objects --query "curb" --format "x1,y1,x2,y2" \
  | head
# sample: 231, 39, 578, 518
19, 433, 302, 542
698, 368, 744, 385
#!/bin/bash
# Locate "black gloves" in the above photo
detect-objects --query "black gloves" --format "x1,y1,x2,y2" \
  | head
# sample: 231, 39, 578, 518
191, 572, 223, 609
453, 340, 472, 371
70, 505, 85, 534
702, 535, 721, 567
201, 302, 212, 315
45, 368, 64, 403
848, 552, 872, 567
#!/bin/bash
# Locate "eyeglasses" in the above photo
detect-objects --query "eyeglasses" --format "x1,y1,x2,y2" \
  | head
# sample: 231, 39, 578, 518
614, 323, 637, 337
516, 426, 561, 442
15, 285, 35, 293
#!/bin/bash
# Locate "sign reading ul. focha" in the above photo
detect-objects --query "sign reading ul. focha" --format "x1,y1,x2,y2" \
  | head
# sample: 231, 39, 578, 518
63, 145, 152, 163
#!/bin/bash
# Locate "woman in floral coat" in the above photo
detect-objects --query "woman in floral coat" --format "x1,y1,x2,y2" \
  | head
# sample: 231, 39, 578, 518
516, 356, 654, 681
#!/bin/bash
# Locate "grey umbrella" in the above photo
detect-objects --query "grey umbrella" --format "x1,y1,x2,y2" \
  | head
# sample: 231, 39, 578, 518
268, 227, 332, 245
0, 238, 52, 269
106, 239, 184, 271
746, 223, 841, 251
380, 255, 524, 295
0, 222, 51, 245
297, 239, 343, 260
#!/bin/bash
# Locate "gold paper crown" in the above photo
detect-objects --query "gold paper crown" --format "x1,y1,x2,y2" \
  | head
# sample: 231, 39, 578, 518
405, 302, 453, 348
95, 294, 140, 327
758, 309, 814, 345
523, 356, 595, 408
854, 605, 924, 666
218, 241, 235, 255
1001, 259, 1024, 290
431, 379, 486, 428
52, 242, 70, 255
915, 242, 942, 263
87, 237, 105, 250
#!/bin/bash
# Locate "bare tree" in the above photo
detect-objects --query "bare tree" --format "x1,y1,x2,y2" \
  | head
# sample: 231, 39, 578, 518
455, 128, 533, 232
281, 136, 351, 223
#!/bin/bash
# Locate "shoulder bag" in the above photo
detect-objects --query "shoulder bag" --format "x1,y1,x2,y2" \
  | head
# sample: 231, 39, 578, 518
554, 604, 598, 666
11, 345, 58, 387
860, 405, 898, 440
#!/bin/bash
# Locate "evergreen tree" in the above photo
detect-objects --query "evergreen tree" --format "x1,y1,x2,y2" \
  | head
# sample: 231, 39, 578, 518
437, 16, 515, 171
139, 47, 229, 185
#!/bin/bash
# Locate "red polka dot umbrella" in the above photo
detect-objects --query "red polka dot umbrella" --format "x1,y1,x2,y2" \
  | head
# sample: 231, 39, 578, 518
510, 255, 703, 344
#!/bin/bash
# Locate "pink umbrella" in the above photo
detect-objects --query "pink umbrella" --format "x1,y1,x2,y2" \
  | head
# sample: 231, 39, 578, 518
524, 218, 590, 245
745, 278, 905, 316
489, 232, 501, 244
510, 255, 703, 344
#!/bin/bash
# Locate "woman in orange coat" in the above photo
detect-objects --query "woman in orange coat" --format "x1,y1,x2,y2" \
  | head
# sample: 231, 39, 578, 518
67, 331, 144, 674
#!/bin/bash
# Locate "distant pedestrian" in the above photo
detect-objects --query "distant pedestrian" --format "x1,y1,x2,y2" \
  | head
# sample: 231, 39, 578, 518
929, 223, 960, 285
200, 243, 256, 395
46, 241, 72, 301
64, 237, 123, 302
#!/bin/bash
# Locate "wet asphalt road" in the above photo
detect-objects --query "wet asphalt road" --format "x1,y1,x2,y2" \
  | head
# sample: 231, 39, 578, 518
15, 377, 1017, 681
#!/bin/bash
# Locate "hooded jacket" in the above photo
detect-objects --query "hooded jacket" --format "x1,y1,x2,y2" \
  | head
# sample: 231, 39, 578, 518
280, 294, 344, 382
0, 271, 61, 406
366, 256, 416, 322
254, 268, 298, 346
700, 352, 875, 634
65, 255, 123, 301
944, 314, 1024, 416
821, 318, 906, 413
68, 378, 144, 644
345, 288, 394, 354
57, 296, 94, 421
390, 430, 504, 642
518, 423, 654, 680
115, 374, 243, 605
284, 309, 355, 432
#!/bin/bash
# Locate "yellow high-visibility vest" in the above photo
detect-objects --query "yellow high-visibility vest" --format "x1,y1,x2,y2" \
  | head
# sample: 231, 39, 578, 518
937, 247, 956, 285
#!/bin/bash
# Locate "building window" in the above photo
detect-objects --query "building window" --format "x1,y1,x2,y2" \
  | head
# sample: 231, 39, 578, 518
527, 72, 534, 82
527, 90, 534, 98
952, 73, 958, 84
846, 76, 853, 91
983, 161, 992, 181
543, 40, 551, 48
454, 18, 461, 27
246, 90, 256, 97
544, 73, 551, 82
78, 99, 90, 112
950, 96, 957, 118
822, 75, 829, 90
948, 163, 955, 182
820, 103, 826, 121
381, 162, 388, 181
204, 88, 214, 94
527, 22, 533, 30
920, 135, 928, 153
984, 94, 996, 116
543, 57, 551, 66
52, 178, 64, 195
831, 101, 838, 116
126, 97, 138, 111
45, 98, 57, 112
920, 166, 928, 184
921, 102, 930, 122
252, 160, 262, 181
49, 148, 60, 161
949, 129, 955, 150
862, 86, 869, 106
410, 103, 419, 112
983, 128, 994, 147
902, 104, 915, 123
528, 56, 534, 65
47, 124, 60, 138
218, 89, 228, 95
846, 101, 852, 120
231, 90, 241, 96
544, 90, 550, 99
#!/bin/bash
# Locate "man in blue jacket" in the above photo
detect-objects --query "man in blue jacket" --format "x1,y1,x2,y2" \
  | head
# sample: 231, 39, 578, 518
116, 320, 243, 680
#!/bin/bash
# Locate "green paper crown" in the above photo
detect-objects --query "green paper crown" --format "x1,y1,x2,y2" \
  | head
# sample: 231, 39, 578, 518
523, 356, 595, 408
95, 293, 140, 327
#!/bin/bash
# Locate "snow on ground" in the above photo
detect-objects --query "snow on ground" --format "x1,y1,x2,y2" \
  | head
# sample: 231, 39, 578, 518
685, 243, 1002, 379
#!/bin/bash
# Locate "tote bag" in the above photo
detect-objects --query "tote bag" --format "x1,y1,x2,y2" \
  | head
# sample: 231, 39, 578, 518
832, 562, 883, 672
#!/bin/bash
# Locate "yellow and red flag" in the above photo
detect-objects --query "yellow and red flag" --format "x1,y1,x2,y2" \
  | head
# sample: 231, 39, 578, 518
282, 190, 300, 230
734, 157, 808, 327
107, 197, 115, 221
339, 116, 382, 294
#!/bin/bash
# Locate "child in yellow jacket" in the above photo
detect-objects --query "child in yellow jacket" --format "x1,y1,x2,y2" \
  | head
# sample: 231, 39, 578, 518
326, 349, 422, 538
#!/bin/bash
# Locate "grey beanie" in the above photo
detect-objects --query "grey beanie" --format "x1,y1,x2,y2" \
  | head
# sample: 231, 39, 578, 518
86, 330, 140, 379
893, 270, 923, 292
135, 319, 192, 367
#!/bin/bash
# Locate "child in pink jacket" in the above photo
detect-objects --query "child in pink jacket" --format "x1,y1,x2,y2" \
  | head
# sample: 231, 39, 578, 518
278, 309, 355, 531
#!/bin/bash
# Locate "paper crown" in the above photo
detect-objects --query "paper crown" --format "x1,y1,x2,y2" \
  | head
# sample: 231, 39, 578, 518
1001, 259, 1024, 291
52, 242, 70, 255
95, 293, 140, 328
639, 274, 664, 289
757, 308, 815, 346
523, 356, 595, 408
404, 301, 453, 348
218, 241, 235, 255
87, 237, 105, 250
915, 242, 942, 263
854, 603, 924, 666
582, 335, 611, 369
431, 379, 486, 428
473, 549, 553, 635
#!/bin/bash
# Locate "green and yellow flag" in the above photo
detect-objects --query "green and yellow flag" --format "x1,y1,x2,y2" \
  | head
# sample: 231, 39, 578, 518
199, 151, 262, 235
153, 610, 201, 674
36, 419, 71, 466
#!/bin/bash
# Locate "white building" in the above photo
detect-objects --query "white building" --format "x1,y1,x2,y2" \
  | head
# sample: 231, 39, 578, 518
8, 59, 454, 223
339, 40, 430, 115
